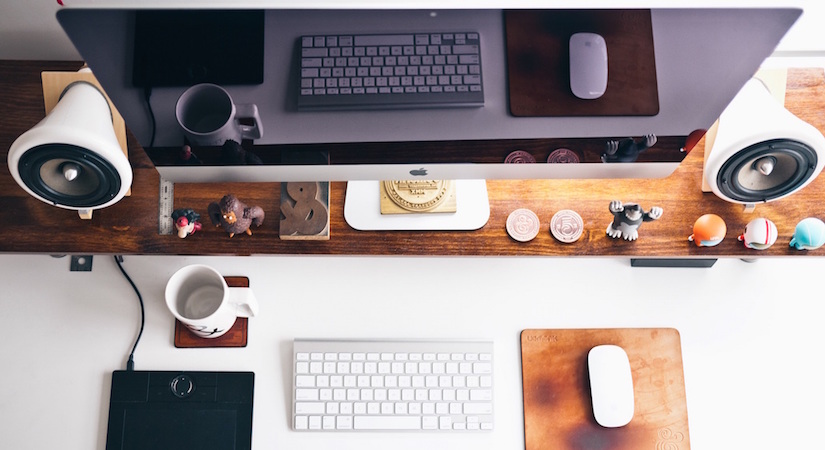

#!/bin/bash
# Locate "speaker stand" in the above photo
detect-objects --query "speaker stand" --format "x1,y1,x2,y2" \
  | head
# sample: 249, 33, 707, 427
344, 180, 490, 231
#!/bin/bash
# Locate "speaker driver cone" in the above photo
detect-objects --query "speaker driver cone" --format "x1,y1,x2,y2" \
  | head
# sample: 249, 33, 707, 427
716, 139, 817, 203
17, 143, 121, 208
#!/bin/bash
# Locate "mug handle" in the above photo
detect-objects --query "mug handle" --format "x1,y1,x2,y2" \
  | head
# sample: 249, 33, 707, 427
228, 287, 259, 317
235, 103, 263, 140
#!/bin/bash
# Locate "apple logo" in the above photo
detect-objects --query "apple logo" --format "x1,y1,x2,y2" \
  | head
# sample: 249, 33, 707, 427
409, 168, 428, 176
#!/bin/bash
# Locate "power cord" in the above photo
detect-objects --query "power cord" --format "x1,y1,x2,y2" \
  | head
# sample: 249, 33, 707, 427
143, 86, 157, 148
113, 256, 145, 371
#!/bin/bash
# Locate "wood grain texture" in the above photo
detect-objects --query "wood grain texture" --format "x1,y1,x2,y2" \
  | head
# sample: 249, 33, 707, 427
521, 328, 689, 450
1, 60, 824, 257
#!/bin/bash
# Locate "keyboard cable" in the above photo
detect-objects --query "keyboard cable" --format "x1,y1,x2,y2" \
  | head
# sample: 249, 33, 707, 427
113, 256, 145, 372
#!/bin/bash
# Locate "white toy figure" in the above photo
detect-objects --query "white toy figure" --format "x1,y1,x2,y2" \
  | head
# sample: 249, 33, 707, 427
606, 200, 662, 241
738, 217, 778, 250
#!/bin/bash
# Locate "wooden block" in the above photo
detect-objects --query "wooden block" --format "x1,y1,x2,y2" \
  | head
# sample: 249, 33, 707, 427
174, 276, 249, 348
279, 181, 330, 240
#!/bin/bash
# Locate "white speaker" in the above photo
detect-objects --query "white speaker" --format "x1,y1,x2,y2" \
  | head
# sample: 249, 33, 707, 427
704, 74, 825, 210
7, 77, 132, 219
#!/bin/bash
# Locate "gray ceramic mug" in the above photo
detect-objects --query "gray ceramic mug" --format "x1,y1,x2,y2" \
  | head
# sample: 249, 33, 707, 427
175, 83, 263, 146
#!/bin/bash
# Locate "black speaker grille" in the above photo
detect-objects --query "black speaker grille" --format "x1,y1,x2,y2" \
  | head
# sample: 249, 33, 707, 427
17, 144, 122, 208
716, 139, 817, 203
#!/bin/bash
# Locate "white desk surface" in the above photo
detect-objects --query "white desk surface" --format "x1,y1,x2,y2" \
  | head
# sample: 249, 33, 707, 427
1, 253, 823, 449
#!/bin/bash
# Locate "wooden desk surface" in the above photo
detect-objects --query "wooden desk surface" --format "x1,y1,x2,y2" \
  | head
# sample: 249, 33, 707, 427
1, 60, 824, 257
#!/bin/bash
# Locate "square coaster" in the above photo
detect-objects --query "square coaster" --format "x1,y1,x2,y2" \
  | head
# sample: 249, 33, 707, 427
174, 276, 249, 348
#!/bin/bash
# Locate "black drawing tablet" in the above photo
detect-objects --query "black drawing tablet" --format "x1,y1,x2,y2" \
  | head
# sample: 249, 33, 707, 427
106, 370, 254, 450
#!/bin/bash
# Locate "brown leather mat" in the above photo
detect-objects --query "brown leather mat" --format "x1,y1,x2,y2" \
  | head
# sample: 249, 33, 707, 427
505, 10, 659, 117
520, 328, 689, 449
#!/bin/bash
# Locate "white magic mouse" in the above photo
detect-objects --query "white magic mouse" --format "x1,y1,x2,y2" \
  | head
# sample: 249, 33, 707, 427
588, 344, 634, 428
569, 32, 608, 100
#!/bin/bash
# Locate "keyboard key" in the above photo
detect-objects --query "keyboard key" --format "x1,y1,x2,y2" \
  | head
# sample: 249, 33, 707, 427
355, 416, 421, 430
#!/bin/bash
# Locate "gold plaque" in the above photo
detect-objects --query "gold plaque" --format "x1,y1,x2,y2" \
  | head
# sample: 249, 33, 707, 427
380, 180, 457, 215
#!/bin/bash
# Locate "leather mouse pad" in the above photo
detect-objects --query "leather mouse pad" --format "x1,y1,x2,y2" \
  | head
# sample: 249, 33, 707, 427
520, 328, 690, 450
504, 10, 659, 117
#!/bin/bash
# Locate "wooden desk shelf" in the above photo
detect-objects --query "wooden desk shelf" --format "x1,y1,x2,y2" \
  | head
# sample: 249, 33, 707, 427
2, 60, 824, 258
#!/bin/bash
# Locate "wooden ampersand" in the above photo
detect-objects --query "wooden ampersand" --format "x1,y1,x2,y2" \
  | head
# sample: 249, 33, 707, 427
280, 182, 328, 236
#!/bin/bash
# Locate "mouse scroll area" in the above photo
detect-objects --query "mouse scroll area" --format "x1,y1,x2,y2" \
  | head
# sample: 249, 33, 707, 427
588, 344, 634, 428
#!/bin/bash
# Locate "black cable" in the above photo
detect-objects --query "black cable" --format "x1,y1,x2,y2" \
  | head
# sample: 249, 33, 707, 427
114, 255, 145, 371
143, 86, 157, 148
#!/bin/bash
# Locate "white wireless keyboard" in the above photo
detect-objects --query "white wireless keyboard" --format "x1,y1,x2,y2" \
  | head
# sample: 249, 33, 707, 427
292, 339, 494, 431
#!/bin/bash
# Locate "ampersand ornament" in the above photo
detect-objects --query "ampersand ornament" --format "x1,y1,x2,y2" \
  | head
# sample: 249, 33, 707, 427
279, 182, 329, 237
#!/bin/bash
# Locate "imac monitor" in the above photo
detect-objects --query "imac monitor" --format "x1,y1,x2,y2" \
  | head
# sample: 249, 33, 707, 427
56, 6, 801, 183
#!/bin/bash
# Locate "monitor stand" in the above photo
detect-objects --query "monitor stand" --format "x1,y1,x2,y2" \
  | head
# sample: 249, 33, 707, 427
344, 180, 490, 231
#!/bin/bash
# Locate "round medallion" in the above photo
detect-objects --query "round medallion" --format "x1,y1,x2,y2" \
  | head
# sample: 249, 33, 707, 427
383, 180, 452, 212
550, 209, 584, 243
504, 150, 537, 164
506, 208, 541, 242
547, 148, 581, 164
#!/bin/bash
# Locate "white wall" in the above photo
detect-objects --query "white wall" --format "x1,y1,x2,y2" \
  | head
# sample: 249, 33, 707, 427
1, 1, 823, 61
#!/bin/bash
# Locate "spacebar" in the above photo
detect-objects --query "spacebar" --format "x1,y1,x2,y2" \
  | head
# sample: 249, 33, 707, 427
353, 416, 421, 430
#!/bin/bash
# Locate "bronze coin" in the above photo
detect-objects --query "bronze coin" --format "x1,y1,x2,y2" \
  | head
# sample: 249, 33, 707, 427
547, 148, 580, 164
383, 180, 451, 212
550, 209, 584, 243
504, 150, 536, 164
506, 208, 541, 242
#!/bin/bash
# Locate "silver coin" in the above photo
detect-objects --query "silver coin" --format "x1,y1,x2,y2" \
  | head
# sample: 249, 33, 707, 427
550, 209, 584, 243
506, 208, 541, 242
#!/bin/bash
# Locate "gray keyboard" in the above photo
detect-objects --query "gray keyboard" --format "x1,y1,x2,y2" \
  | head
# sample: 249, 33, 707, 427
292, 338, 494, 431
296, 32, 484, 110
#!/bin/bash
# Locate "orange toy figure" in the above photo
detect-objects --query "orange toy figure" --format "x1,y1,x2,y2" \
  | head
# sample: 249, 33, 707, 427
688, 214, 726, 247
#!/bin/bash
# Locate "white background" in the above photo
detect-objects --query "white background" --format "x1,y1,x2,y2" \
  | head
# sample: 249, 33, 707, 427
1, 254, 824, 449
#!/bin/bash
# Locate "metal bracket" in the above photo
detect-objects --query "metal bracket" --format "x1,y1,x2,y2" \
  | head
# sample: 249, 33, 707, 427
70, 255, 93, 271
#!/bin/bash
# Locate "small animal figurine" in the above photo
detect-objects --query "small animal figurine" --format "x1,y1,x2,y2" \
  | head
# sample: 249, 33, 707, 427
606, 200, 662, 241
221, 140, 263, 165
602, 134, 658, 163
171, 208, 202, 239
738, 217, 778, 250
688, 214, 726, 247
208, 194, 265, 238
789, 217, 825, 250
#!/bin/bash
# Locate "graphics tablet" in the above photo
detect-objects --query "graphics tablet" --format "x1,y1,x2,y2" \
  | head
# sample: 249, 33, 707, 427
106, 370, 254, 450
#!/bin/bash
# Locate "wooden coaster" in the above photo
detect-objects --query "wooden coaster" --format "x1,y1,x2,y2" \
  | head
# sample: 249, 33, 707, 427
521, 328, 690, 450
174, 276, 249, 348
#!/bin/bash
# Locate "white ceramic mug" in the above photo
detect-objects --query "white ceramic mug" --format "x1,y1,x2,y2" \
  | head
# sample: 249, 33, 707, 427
175, 83, 263, 147
165, 264, 259, 338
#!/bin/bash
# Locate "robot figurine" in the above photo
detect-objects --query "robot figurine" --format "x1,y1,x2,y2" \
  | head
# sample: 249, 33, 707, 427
606, 200, 662, 241
602, 134, 657, 163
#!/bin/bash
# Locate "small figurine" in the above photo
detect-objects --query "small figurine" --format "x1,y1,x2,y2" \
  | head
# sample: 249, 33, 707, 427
602, 134, 657, 163
171, 208, 202, 239
208, 194, 265, 238
221, 140, 263, 165
688, 214, 726, 247
606, 200, 662, 241
738, 217, 778, 250
178, 144, 202, 165
789, 217, 825, 250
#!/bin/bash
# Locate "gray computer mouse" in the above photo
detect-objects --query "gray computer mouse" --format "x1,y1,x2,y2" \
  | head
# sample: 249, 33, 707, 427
569, 32, 608, 100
